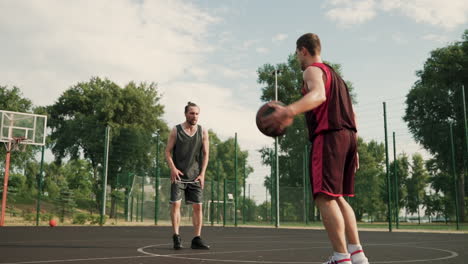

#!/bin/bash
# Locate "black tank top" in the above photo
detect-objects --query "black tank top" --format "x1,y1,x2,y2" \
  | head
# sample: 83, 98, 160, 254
173, 124, 203, 181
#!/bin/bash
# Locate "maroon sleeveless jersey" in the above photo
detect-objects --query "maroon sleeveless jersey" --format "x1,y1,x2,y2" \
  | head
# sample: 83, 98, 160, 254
301, 63, 356, 141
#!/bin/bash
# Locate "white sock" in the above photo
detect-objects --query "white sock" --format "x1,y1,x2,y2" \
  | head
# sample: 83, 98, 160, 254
348, 244, 368, 264
333, 252, 351, 262
348, 244, 362, 253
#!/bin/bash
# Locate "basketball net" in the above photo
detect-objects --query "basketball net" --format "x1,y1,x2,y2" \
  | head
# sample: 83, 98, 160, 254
3, 137, 28, 152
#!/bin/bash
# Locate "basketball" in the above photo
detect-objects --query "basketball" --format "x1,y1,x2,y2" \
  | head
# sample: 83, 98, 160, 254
49, 219, 57, 227
256, 101, 287, 137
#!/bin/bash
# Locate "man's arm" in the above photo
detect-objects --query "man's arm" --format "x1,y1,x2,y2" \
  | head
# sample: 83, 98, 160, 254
195, 128, 210, 189
165, 127, 183, 183
287, 66, 327, 116
262, 66, 327, 129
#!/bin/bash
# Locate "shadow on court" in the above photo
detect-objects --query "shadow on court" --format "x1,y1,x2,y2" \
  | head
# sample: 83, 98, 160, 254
1, 226, 467, 264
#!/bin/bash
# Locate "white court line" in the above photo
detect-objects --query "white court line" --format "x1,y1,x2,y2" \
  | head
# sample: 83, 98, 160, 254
137, 244, 459, 264
0, 255, 154, 264
0, 242, 460, 264
0, 244, 170, 264
137, 244, 322, 263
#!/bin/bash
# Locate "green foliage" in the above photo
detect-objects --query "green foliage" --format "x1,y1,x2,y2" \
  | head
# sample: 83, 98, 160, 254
89, 214, 104, 225
406, 154, 429, 214
40, 213, 54, 221
0, 173, 26, 203
22, 212, 35, 222
0, 85, 33, 112
72, 213, 89, 224
47, 77, 169, 214
350, 139, 386, 221
56, 187, 76, 223
403, 30, 467, 220
206, 130, 253, 190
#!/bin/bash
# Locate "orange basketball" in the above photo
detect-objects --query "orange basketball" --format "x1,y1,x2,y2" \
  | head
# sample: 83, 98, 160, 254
256, 101, 287, 137
49, 219, 57, 227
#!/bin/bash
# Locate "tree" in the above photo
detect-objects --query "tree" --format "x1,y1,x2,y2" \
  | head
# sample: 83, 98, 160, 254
406, 154, 429, 224
47, 77, 168, 215
350, 139, 386, 221
426, 158, 457, 221
0, 86, 33, 112
403, 30, 468, 221
389, 153, 410, 221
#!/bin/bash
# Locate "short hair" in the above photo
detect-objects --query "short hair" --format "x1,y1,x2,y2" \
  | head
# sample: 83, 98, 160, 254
296, 33, 321, 56
184, 101, 199, 113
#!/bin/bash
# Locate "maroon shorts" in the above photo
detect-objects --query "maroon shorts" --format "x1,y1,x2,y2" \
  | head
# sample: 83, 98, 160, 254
310, 129, 357, 198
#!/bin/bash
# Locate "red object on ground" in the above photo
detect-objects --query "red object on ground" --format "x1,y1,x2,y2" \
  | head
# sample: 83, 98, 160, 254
49, 219, 57, 227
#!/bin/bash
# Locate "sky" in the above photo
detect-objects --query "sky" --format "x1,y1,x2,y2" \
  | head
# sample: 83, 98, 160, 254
1, 0, 467, 203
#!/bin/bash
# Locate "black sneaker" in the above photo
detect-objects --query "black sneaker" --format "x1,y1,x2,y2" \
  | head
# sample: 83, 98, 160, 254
173, 234, 182, 250
191, 236, 210, 249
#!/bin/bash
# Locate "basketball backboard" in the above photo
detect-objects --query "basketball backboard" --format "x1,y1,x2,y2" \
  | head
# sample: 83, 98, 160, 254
0, 110, 47, 146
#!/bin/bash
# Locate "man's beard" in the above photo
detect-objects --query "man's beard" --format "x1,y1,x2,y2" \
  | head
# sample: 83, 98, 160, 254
188, 119, 197, 125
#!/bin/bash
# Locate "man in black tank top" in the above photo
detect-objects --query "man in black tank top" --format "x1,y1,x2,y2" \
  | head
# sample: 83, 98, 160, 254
165, 102, 210, 250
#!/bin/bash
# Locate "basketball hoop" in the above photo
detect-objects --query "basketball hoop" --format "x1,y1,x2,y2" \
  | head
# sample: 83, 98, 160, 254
1, 110, 47, 227
3, 137, 31, 152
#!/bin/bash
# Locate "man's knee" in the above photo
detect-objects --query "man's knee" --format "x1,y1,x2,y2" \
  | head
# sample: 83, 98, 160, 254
192, 203, 202, 212
315, 193, 337, 206
171, 201, 182, 211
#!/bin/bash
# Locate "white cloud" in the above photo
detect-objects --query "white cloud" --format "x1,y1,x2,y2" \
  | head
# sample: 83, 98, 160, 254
242, 39, 260, 49
381, 0, 468, 29
324, 0, 468, 29
256, 47, 269, 54
272, 33, 288, 42
0, 0, 217, 106
325, 0, 377, 26
422, 33, 449, 43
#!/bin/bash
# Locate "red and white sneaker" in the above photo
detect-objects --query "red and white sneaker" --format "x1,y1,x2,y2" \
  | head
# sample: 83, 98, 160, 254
322, 257, 352, 264
350, 250, 369, 264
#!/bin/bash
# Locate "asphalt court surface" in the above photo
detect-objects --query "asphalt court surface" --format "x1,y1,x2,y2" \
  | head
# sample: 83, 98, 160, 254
1, 226, 467, 263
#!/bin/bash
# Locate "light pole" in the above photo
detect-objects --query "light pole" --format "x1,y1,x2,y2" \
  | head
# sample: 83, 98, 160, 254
272, 68, 281, 228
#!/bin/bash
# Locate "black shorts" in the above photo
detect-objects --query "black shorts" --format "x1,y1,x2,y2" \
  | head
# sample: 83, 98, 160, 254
170, 181, 203, 204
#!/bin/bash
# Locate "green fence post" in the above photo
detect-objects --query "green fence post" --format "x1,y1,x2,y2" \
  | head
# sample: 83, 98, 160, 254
223, 178, 227, 227
243, 161, 246, 224
450, 123, 460, 230
393, 132, 399, 228
234, 133, 238, 227
304, 145, 309, 225
35, 146, 45, 226
270, 150, 274, 224
383, 102, 392, 232
217, 161, 220, 224
100, 125, 110, 226
130, 195, 134, 222
211, 179, 214, 226
155, 133, 160, 225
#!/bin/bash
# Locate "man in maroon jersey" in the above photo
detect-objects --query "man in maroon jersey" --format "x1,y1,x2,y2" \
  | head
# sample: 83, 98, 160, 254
262, 33, 369, 264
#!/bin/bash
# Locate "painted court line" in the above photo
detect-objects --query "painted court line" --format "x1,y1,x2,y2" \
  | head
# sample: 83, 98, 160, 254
138, 243, 459, 264
0, 242, 460, 264
0, 255, 153, 264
